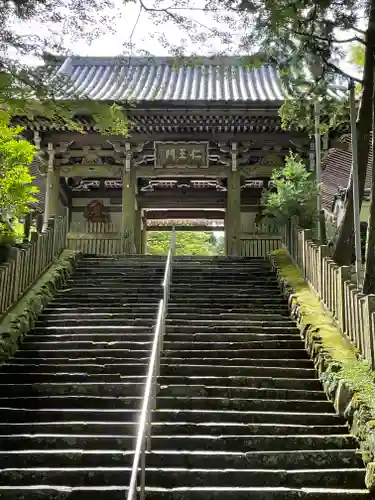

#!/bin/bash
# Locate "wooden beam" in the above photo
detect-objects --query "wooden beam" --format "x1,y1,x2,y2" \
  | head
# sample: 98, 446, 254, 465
43, 131, 308, 147
145, 209, 225, 220
147, 225, 224, 231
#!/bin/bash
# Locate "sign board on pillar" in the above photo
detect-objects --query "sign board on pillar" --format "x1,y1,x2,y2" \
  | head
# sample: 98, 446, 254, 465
154, 142, 209, 168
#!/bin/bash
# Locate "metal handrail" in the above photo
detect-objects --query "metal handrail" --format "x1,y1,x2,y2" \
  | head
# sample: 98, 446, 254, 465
127, 228, 176, 500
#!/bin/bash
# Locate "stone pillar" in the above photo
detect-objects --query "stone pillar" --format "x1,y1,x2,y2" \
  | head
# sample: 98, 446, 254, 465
226, 142, 241, 256
121, 143, 136, 253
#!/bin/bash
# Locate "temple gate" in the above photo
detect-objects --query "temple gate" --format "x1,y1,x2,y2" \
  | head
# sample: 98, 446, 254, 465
15, 56, 310, 256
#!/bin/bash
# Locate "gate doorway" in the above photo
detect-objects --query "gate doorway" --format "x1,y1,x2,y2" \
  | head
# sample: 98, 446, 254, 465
144, 212, 225, 256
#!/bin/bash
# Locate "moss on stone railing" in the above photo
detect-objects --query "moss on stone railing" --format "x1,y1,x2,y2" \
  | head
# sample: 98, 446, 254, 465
0, 250, 82, 362
270, 248, 375, 491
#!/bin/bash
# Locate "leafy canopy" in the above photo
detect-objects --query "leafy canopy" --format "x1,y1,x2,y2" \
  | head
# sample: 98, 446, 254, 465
0, 110, 38, 234
262, 153, 318, 229
1, 0, 130, 133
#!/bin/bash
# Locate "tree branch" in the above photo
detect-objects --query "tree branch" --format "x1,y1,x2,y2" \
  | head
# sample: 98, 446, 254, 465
323, 58, 363, 84
291, 30, 365, 45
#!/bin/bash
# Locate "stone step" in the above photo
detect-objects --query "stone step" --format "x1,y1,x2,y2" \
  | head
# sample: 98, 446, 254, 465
165, 326, 298, 334
48, 298, 162, 305
3, 362, 149, 375
168, 313, 291, 320
156, 396, 333, 413
68, 278, 278, 284
0, 486, 370, 500
23, 333, 300, 344
170, 291, 284, 297
33, 319, 296, 329
15, 349, 153, 358
20, 341, 154, 351
0, 395, 143, 409
0, 449, 362, 469
157, 376, 323, 391
54, 291, 163, 299
0, 382, 146, 397
59, 285, 165, 292
41, 306, 290, 315
3, 361, 313, 377
162, 362, 315, 377
163, 341, 304, 351
0, 374, 322, 390
157, 385, 327, 401
0, 466, 366, 489
30, 325, 153, 333
166, 321, 297, 328
0, 433, 357, 452
24, 333, 155, 343
0, 421, 348, 437
0, 381, 326, 402
48, 299, 288, 308
0, 373, 146, 384
169, 298, 288, 304
0, 408, 343, 426
164, 333, 301, 342
161, 349, 309, 360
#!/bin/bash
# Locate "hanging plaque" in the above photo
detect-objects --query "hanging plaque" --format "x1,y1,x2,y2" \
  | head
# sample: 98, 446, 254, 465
155, 142, 209, 168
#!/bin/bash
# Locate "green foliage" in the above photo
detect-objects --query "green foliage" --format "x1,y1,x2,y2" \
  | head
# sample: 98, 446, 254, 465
279, 95, 349, 136
349, 44, 365, 72
0, 1, 130, 134
147, 231, 222, 256
0, 110, 38, 236
262, 153, 318, 229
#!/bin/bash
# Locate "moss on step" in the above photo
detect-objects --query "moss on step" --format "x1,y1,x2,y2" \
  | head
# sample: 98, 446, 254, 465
269, 248, 375, 490
0, 250, 82, 362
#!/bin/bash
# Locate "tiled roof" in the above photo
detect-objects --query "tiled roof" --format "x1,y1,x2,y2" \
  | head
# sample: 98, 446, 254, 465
56, 56, 286, 102
321, 135, 372, 212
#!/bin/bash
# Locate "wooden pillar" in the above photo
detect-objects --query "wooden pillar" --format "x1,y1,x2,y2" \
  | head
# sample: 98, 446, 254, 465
121, 143, 136, 253
224, 211, 229, 256
134, 209, 142, 254
226, 142, 241, 256
141, 215, 147, 254
43, 143, 56, 231
49, 170, 60, 217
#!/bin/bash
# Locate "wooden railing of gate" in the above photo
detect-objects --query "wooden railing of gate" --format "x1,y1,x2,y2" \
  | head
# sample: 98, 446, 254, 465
240, 224, 282, 257
67, 222, 134, 256
0, 216, 67, 316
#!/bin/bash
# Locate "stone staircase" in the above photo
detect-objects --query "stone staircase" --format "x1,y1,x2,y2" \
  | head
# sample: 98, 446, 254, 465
0, 255, 370, 499
148, 257, 369, 499
0, 255, 166, 499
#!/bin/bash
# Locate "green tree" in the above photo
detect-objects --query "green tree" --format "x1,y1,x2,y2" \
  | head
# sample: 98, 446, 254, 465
147, 231, 219, 256
262, 153, 318, 230
1, 0, 128, 133
0, 109, 38, 237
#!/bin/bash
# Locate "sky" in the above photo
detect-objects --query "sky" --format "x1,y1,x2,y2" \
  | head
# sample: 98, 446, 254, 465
14, 0, 362, 80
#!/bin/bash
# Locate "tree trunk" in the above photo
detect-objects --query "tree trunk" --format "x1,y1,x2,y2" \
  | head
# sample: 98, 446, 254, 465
363, 72, 375, 294
332, 0, 375, 265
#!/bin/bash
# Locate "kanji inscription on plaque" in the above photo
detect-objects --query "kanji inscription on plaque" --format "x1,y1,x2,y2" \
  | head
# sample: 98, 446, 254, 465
154, 142, 209, 168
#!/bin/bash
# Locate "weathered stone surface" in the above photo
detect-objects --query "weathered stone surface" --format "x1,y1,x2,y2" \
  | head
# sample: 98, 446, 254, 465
0, 250, 82, 362
269, 249, 375, 491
